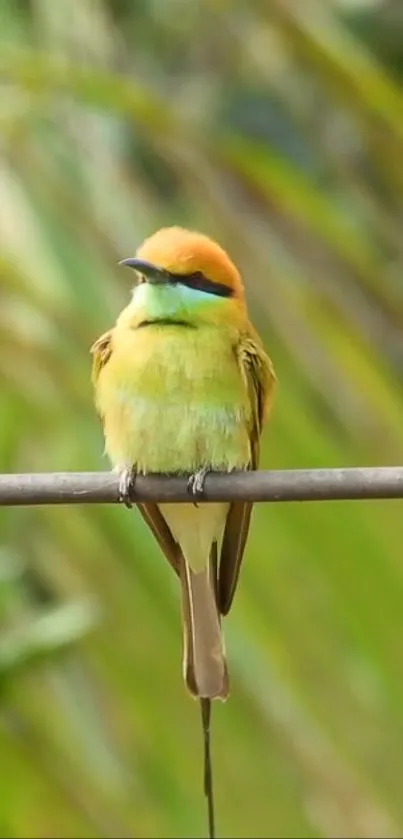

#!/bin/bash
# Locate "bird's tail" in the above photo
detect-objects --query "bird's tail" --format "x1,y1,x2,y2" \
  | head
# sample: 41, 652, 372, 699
180, 545, 229, 700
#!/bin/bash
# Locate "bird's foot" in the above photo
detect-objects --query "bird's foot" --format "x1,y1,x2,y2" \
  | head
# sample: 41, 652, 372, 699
118, 466, 137, 509
187, 466, 209, 507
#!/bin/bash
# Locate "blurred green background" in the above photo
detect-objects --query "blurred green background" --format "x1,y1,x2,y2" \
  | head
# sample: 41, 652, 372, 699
1, 0, 403, 836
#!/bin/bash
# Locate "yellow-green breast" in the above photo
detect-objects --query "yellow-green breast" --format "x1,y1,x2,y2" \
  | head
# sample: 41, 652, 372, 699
96, 322, 251, 475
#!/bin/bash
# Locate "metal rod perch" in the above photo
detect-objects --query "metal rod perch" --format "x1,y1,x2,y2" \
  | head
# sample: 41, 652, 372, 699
0, 467, 402, 506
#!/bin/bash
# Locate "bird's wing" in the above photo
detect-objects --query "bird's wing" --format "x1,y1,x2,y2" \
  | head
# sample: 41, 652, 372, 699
90, 330, 180, 576
90, 330, 114, 389
218, 327, 277, 616
137, 504, 181, 576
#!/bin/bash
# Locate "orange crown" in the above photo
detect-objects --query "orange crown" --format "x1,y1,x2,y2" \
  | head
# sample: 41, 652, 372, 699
136, 227, 244, 298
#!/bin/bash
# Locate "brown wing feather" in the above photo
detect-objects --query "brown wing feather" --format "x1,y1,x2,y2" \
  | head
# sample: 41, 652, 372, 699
218, 329, 276, 616
90, 330, 114, 388
138, 503, 180, 576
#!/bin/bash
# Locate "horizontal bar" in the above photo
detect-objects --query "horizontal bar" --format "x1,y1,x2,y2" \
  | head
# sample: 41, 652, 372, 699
0, 467, 402, 506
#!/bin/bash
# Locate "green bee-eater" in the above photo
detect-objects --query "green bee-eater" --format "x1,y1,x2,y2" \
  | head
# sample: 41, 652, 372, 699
91, 225, 276, 701
91, 226, 276, 835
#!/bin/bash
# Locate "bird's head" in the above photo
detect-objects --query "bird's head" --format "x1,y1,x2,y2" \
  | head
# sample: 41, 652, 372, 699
119, 227, 245, 328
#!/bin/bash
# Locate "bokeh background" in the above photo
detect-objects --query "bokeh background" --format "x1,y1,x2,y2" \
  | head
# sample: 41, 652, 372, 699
2, 0, 403, 836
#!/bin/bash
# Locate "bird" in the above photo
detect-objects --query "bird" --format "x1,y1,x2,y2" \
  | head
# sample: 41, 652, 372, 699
90, 226, 276, 835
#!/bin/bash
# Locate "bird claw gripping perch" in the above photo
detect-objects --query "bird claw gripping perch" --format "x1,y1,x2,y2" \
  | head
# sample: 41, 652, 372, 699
187, 466, 209, 507
118, 466, 137, 508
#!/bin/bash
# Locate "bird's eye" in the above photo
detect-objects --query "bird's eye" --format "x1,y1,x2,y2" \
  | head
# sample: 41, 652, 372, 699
177, 270, 233, 298
180, 271, 211, 289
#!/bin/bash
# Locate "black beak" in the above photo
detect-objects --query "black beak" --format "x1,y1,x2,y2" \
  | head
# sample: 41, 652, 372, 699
119, 257, 171, 285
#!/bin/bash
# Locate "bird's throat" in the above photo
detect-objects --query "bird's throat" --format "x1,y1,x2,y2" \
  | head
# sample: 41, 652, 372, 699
130, 281, 221, 328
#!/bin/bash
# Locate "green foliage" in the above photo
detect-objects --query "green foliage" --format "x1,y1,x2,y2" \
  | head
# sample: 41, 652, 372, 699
1, 0, 403, 835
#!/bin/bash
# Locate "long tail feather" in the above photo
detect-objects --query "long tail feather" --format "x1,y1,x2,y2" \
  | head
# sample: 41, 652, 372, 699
201, 698, 215, 838
180, 546, 229, 700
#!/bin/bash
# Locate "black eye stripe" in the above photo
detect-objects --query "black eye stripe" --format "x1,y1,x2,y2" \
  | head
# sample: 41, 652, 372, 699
169, 271, 233, 298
